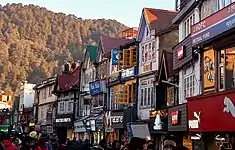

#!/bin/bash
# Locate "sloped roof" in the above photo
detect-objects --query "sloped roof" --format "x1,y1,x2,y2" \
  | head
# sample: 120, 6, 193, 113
100, 35, 132, 58
143, 8, 178, 34
156, 50, 173, 83
87, 45, 98, 62
55, 66, 81, 92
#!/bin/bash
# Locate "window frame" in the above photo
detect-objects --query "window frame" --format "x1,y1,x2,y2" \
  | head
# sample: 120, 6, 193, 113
140, 79, 154, 108
182, 13, 195, 39
183, 67, 195, 101
140, 40, 156, 65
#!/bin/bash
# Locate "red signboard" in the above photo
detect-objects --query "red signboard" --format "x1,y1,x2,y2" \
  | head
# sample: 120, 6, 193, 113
187, 90, 235, 132
177, 46, 184, 60
171, 111, 179, 125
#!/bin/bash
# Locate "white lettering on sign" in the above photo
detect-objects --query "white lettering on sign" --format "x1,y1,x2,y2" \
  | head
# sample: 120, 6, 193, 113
192, 32, 210, 44
110, 116, 123, 123
55, 118, 71, 123
121, 68, 135, 78
192, 21, 206, 33
177, 46, 184, 60
188, 111, 201, 129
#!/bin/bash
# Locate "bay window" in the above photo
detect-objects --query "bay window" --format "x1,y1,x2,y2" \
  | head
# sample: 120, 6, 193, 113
141, 40, 157, 64
183, 67, 195, 100
140, 79, 155, 108
182, 13, 195, 39
218, 47, 235, 90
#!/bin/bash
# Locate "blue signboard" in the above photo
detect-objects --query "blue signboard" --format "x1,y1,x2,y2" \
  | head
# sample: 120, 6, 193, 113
191, 10, 235, 46
89, 80, 106, 95
111, 49, 120, 65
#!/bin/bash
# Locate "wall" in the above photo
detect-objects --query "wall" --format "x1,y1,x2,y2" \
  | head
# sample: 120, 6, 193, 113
38, 84, 56, 105
19, 83, 35, 108
200, 0, 217, 20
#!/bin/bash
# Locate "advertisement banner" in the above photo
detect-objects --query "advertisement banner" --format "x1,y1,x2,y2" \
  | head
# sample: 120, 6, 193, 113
111, 49, 120, 65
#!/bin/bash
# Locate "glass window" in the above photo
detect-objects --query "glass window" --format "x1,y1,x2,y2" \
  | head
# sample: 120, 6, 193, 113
183, 68, 195, 100
147, 87, 151, 106
140, 89, 144, 106
151, 87, 155, 107
144, 88, 147, 106
225, 47, 235, 89
142, 46, 145, 62
218, 49, 225, 90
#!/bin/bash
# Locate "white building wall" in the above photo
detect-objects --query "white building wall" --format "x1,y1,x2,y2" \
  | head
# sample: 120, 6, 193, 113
19, 83, 35, 109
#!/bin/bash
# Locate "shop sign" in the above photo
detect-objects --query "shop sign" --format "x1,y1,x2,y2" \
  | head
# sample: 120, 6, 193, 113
89, 80, 106, 95
55, 118, 71, 123
153, 114, 162, 130
188, 111, 201, 129
74, 121, 86, 133
224, 96, 235, 118
121, 67, 137, 79
109, 73, 120, 83
177, 46, 184, 60
111, 49, 120, 65
171, 111, 179, 125
110, 116, 123, 124
191, 2, 235, 46
90, 120, 96, 131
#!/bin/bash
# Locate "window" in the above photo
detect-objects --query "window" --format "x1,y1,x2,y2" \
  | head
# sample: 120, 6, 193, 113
217, 0, 234, 10
140, 79, 154, 108
141, 41, 156, 64
59, 102, 65, 112
183, 67, 195, 100
68, 101, 73, 112
49, 86, 53, 96
92, 95, 103, 108
218, 47, 235, 90
40, 107, 44, 119
182, 13, 195, 39
118, 47, 137, 69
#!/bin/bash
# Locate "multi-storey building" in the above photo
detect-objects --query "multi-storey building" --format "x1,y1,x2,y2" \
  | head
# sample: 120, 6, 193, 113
170, 0, 202, 149
33, 77, 56, 134
54, 61, 81, 144
74, 45, 97, 141
186, 0, 235, 149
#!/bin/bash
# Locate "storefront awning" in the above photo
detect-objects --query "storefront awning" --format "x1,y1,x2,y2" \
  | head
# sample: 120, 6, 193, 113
131, 124, 150, 139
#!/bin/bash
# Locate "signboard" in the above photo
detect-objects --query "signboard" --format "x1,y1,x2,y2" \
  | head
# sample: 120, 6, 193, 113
177, 46, 184, 60
191, 2, 235, 46
187, 90, 235, 132
74, 121, 86, 133
171, 111, 179, 125
89, 80, 106, 95
110, 116, 123, 124
111, 49, 120, 65
121, 67, 137, 79
55, 118, 71, 123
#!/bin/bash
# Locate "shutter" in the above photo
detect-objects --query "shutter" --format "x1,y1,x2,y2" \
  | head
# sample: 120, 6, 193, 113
130, 47, 137, 66
118, 51, 123, 70
123, 49, 130, 68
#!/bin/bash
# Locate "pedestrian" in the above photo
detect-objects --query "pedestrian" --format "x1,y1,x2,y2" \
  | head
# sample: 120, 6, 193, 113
1, 133, 17, 150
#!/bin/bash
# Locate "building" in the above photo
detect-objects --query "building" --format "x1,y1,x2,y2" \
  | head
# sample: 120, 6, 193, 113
74, 45, 97, 141
187, 0, 235, 149
133, 8, 178, 146
170, 0, 202, 148
54, 61, 81, 144
33, 77, 56, 134
18, 82, 36, 133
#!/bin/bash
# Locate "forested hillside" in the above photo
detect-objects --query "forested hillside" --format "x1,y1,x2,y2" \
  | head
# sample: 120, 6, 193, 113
0, 3, 127, 93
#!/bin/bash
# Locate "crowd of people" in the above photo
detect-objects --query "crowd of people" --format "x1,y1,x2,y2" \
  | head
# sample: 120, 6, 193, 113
0, 130, 190, 150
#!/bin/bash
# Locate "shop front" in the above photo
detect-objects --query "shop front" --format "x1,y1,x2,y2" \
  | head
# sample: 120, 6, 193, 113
188, 90, 235, 150
149, 109, 168, 149
110, 110, 124, 141
55, 114, 74, 143
168, 104, 192, 149
74, 120, 87, 140
89, 80, 107, 114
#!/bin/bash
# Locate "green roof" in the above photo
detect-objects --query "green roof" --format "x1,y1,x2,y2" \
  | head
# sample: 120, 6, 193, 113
87, 45, 98, 62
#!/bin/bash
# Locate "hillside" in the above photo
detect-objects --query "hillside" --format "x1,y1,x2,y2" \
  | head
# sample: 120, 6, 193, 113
0, 3, 127, 93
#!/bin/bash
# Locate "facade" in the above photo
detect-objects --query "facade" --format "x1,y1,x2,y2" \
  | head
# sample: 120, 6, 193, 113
54, 61, 81, 144
187, 1, 235, 149
33, 77, 56, 134
19, 82, 35, 110
136, 8, 178, 120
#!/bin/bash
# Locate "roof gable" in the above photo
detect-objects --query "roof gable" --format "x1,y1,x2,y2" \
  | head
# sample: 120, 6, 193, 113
157, 50, 173, 83
137, 8, 178, 41
87, 45, 98, 62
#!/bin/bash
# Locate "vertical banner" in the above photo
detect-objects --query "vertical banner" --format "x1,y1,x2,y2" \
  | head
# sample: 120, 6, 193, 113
111, 49, 120, 65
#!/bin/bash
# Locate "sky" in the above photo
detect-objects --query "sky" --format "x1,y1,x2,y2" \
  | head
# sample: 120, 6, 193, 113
0, 0, 175, 27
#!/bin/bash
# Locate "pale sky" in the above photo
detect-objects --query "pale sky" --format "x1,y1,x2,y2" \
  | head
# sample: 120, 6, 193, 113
0, 0, 175, 27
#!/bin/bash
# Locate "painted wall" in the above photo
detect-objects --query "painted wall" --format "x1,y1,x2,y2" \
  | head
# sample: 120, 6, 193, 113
19, 83, 35, 109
